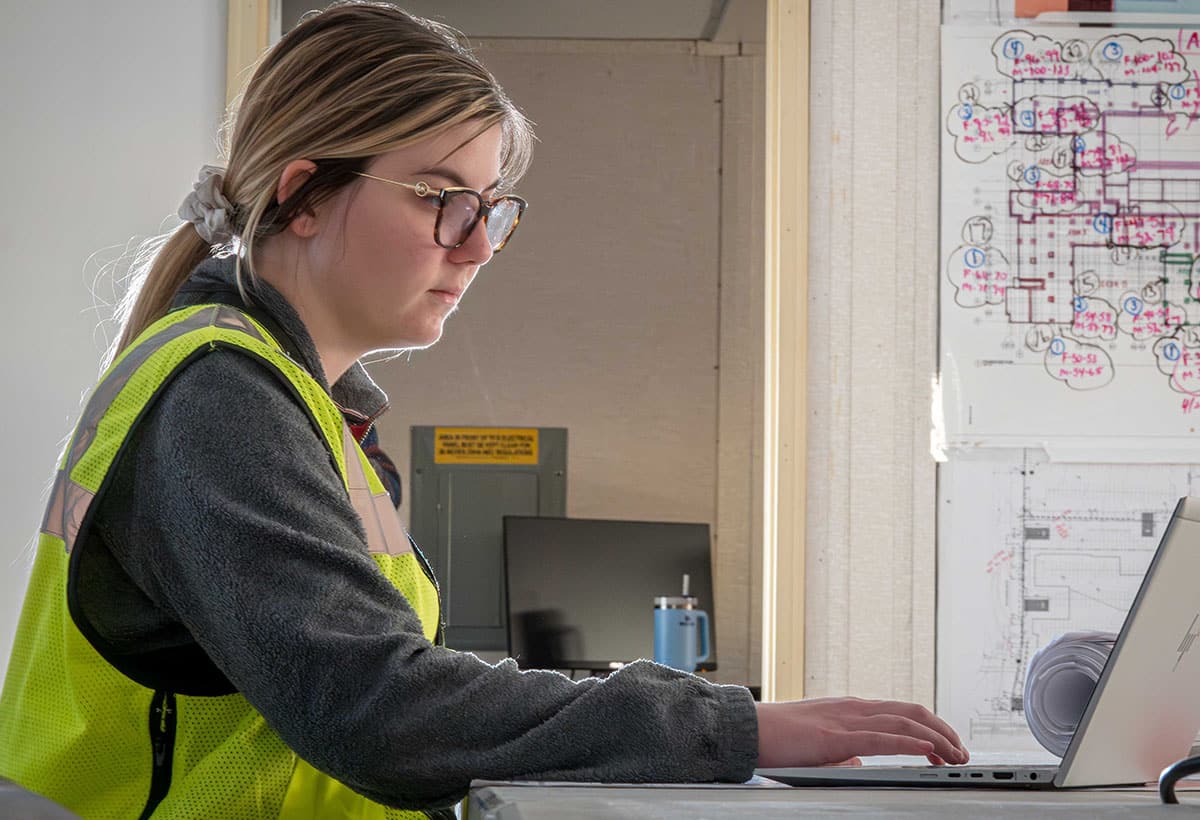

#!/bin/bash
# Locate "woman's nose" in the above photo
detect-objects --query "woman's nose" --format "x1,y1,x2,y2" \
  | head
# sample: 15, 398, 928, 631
452, 217, 494, 266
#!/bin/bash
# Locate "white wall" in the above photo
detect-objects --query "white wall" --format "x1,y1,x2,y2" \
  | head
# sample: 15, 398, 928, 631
0, 4, 226, 683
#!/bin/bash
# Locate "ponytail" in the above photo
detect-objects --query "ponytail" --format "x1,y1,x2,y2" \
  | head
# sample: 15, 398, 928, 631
106, 225, 212, 367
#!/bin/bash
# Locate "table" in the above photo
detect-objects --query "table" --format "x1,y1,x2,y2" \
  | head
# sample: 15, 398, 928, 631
467, 782, 1198, 819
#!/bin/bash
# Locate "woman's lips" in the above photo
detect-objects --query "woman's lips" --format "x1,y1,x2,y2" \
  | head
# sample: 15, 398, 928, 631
429, 289, 462, 306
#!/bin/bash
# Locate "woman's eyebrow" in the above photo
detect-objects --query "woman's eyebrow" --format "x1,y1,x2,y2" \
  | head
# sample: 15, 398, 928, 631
416, 166, 501, 193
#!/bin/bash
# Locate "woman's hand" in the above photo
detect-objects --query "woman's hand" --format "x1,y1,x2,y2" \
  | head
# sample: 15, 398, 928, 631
755, 697, 970, 768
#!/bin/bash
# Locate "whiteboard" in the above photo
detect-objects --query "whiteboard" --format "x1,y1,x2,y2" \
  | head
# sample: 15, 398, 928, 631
940, 25, 1200, 450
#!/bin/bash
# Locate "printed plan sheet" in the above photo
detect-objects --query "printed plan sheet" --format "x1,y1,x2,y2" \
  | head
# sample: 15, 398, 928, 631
936, 450, 1198, 751
941, 25, 1200, 447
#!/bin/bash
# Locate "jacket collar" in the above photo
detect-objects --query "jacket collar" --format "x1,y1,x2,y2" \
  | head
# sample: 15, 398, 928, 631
171, 254, 390, 424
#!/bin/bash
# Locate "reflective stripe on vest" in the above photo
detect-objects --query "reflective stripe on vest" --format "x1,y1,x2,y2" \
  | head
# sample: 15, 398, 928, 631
344, 424, 413, 558
0, 304, 440, 819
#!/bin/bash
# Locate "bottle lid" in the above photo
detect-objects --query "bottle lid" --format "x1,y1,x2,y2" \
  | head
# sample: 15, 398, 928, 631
655, 595, 698, 609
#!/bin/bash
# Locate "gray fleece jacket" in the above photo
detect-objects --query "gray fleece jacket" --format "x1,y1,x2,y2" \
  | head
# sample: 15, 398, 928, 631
74, 255, 758, 812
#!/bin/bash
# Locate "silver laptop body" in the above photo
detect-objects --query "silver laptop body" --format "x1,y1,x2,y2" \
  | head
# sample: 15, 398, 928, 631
758, 496, 1200, 789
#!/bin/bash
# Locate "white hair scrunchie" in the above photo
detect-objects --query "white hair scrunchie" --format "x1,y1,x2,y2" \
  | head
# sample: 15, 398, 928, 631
178, 164, 235, 244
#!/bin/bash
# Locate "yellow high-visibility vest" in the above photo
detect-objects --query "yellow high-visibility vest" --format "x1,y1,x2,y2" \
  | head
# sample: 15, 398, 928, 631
0, 304, 441, 819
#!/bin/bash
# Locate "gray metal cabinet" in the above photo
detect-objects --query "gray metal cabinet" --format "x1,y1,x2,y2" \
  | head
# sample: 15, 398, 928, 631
410, 426, 567, 651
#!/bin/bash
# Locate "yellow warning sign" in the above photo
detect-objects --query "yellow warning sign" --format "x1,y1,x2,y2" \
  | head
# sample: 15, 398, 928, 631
434, 427, 539, 465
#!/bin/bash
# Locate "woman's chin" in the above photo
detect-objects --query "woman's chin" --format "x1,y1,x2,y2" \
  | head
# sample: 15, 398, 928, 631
389, 324, 444, 351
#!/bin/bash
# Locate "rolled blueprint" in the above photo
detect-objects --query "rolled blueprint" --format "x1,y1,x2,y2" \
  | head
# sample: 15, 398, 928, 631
1023, 631, 1117, 757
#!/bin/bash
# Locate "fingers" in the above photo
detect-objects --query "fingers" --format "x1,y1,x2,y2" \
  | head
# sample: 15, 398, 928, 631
848, 713, 968, 765
843, 730, 936, 759
754, 698, 971, 769
852, 699, 970, 763
856, 699, 965, 746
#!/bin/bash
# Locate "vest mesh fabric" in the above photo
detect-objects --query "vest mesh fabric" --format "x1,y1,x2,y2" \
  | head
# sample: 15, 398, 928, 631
0, 305, 438, 819
0, 536, 155, 818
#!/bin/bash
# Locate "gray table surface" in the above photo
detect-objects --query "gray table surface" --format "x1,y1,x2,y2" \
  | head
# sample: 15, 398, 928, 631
467, 753, 1200, 820
467, 782, 1198, 819
0, 778, 79, 819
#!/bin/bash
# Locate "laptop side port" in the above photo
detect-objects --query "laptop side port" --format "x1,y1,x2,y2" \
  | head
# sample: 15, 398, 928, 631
993, 772, 1014, 780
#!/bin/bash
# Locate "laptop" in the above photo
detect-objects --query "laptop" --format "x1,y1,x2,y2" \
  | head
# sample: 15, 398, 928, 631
758, 496, 1200, 789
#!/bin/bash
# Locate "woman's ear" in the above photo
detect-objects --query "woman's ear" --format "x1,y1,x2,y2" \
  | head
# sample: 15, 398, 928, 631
276, 159, 319, 238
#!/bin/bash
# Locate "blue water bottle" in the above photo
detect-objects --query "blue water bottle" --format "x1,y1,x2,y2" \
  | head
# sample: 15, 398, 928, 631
653, 573, 710, 673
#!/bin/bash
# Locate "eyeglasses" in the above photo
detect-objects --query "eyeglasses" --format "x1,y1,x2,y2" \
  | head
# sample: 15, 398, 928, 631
355, 172, 527, 253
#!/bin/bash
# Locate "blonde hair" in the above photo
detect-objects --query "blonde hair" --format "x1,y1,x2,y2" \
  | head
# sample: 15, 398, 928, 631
110, 1, 532, 361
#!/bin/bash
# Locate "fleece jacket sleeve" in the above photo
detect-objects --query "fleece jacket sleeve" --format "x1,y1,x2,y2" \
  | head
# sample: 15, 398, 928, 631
92, 347, 758, 810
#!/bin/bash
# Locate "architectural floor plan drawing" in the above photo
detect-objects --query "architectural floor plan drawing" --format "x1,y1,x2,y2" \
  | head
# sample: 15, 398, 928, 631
936, 449, 1199, 751
941, 26, 1200, 444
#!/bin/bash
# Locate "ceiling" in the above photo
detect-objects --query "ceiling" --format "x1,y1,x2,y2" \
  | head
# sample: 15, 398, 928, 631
280, 0, 765, 42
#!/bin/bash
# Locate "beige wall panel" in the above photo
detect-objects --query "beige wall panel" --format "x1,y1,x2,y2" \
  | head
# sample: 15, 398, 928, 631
900, 0, 941, 708
715, 0, 768, 43
717, 55, 766, 687
363, 46, 771, 681
805, 0, 852, 697
844, 1, 906, 698
374, 47, 721, 526
805, 0, 939, 705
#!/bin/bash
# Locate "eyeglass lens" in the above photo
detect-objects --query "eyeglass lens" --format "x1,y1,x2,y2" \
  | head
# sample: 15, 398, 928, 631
439, 191, 521, 250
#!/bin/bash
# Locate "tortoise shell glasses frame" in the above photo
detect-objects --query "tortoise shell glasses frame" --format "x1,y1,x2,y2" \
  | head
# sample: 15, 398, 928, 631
354, 172, 528, 252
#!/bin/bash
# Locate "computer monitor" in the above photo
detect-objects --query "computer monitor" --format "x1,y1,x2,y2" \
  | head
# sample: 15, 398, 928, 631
503, 516, 717, 672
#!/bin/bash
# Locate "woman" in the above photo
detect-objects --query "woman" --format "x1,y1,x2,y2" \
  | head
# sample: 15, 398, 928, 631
0, 3, 967, 818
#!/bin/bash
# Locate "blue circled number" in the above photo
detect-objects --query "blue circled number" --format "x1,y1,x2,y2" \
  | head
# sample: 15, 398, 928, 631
1093, 213, 1113, 235
1019, 110, 1036, 128
1170, 84, 1187, 101
964, 247, 986, 269
1049, 338, 1066, 356
1102, 41, 1123, 61
959, 103, 974, 120
1024, 166, 1042, 185
1124, 295, 1144, 316
1073, 296, 1087, 313
1072, 135, 1086, 153
1004, 38, 1025, 59
1165, 342, 1181, 362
